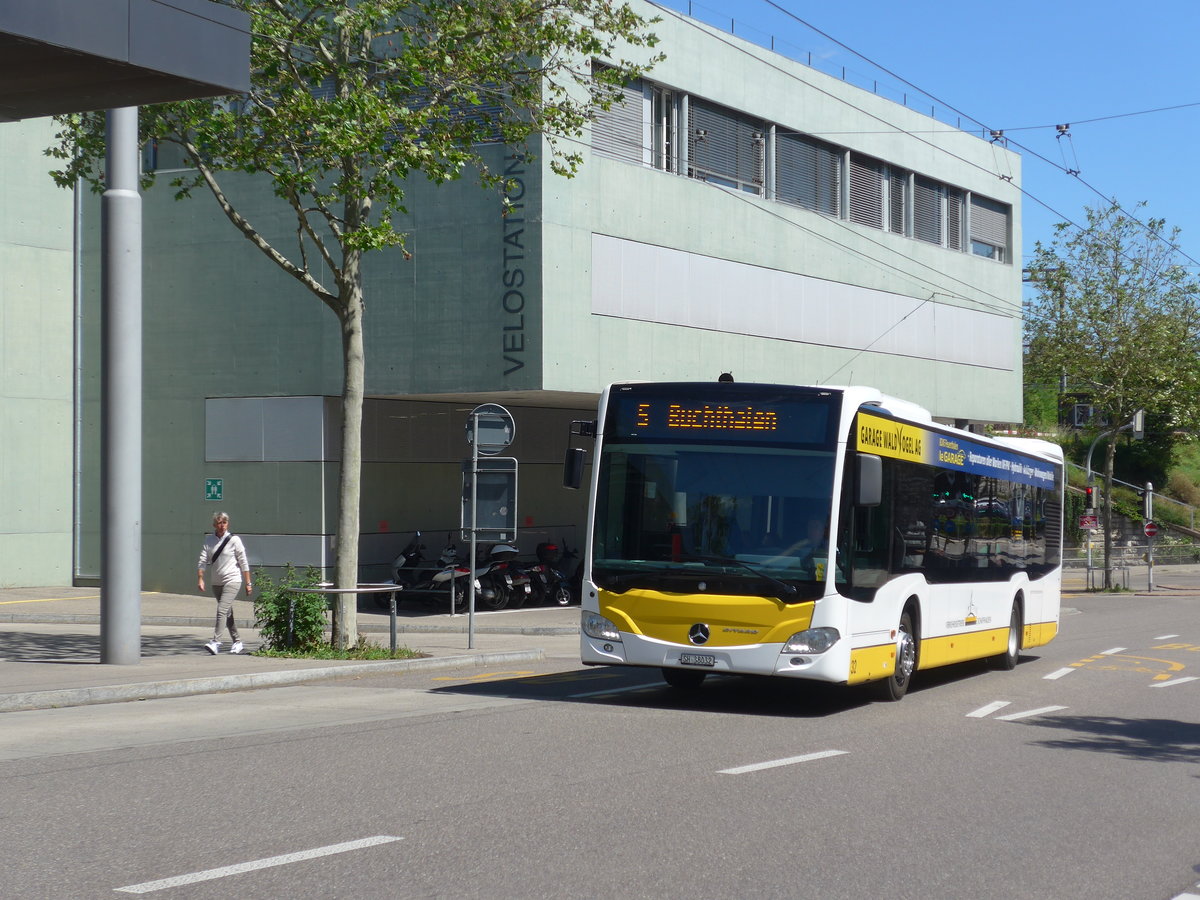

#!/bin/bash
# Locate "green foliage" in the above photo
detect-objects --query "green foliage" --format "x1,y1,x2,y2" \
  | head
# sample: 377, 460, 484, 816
1166, 470, 1200, 507
1022, 384, 1060, 432
253, 564, 329, 651
1025, 201, 1200, 443
257, 640, 423, 660
43, 1, 663, 633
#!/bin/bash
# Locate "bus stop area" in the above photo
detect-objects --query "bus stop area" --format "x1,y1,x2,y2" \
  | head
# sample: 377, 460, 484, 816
0, 586, 579, 713
3, 566, 1199, 714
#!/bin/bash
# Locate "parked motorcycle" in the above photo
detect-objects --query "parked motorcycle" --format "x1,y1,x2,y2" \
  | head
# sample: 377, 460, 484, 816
425, 534, 472, 613
379, 531, 426, 609
475, 541, 532, 611
525, 539, 577, 607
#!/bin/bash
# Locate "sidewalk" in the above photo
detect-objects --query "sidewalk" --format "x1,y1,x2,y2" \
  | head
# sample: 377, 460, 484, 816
0, 586, 580, 713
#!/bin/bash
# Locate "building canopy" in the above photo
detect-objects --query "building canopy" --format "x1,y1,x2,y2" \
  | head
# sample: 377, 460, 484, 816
0, 0, 249, 121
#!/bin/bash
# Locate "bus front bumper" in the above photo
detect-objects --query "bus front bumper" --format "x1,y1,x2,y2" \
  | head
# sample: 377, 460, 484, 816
581, 629, 847, 682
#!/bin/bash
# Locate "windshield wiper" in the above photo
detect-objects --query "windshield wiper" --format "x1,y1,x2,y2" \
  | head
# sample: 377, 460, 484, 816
676, 554, 799, 599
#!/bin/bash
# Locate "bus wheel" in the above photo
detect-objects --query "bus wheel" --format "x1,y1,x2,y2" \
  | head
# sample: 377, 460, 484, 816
875, 610, 917, 701
662, 667, 707, 690
992, 603, 1021, 670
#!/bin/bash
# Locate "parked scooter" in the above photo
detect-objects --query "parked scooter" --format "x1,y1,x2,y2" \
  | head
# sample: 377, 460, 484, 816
525, 539, 577, 607
379, 531, 426, 609
425, 534, 472, 613
475, 540, 532, 611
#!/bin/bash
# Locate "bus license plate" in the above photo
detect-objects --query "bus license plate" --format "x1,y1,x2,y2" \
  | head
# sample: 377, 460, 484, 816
679, 653, 716, 667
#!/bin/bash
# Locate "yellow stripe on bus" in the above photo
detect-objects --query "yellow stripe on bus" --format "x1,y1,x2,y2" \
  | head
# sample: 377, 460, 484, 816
598, 589, 814, 647
918, 627, 1010, 669
850, 619, 1059, 684
1023, 621, 1058, 649
848, 643, 896, 684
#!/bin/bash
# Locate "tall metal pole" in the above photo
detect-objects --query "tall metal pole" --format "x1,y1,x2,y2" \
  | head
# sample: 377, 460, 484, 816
1145, 481, 1154, 593
100, 107, 143, 664
468, 413, 479, 649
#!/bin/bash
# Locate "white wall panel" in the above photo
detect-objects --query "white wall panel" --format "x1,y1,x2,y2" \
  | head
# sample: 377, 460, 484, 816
591, 233, 1013, 371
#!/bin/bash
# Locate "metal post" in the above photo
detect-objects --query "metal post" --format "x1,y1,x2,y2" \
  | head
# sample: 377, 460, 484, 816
1146, 481, 1154, 592
389, 590, 398, 653
100, 107, 142, 665
468, 413, 479, 649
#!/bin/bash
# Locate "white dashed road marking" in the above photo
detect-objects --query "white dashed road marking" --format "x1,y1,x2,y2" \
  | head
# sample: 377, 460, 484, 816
1150, 676, 1199, 689
994, 705, 1068, 721
966, 701, 1011, 718
719, 749, 848, 775
114, 836, 402, 894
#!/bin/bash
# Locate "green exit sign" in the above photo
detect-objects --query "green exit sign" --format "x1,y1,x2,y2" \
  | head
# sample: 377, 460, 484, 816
205, 478, 223, 501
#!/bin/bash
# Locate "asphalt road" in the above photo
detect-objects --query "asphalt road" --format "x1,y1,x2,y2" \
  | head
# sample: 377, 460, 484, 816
3, 592, 1199, 899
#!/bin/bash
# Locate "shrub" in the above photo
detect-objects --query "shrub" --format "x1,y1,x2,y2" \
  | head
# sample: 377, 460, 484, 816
1166, 471, 1200, 508
253, 564, 327, 652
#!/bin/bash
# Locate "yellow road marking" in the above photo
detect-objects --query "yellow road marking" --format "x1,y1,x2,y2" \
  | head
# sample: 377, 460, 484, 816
523, 671, 622, 685
0, 591, 163, 606
0, 595, 101, 605
1069, 653, 1185, 679
432, 670, 536, 683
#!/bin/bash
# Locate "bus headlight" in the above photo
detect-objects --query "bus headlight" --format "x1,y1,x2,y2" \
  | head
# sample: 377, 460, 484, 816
583, 612, 622, 642
782, 627, 840, 654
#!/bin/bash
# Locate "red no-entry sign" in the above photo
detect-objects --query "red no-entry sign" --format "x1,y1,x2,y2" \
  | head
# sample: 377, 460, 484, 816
1144, 521, 1160, 538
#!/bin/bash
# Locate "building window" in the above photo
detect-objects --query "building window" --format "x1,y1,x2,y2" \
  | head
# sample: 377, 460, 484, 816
652, 86, 678, 172
946, 187, 964, 251
913, 176, 943, 245
588, 62, 1013, 265
969, 194, 1009, 262
687, 99, 766, 195
592, 67, 645, 165
887, 168, 910, 236
847, 153, 884, 229
775, 131, 841, 217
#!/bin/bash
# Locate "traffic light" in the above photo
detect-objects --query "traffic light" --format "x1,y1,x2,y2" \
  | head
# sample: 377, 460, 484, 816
1084, 486, 1094, 514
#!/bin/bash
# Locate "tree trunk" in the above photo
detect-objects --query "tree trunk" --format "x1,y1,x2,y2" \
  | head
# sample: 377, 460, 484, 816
332, 285, 365, 649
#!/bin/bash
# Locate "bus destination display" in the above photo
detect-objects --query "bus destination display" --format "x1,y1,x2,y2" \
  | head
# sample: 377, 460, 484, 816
607, 389, 834, 445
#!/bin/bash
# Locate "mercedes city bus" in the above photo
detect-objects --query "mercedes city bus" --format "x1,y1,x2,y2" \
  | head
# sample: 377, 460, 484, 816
569, 381, 1063, 700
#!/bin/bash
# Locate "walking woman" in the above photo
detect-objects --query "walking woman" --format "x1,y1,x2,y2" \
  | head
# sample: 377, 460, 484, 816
197, 511, 252, 654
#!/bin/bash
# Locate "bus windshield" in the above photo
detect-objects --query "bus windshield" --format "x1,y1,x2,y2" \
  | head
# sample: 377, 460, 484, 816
591, 385, 842, 600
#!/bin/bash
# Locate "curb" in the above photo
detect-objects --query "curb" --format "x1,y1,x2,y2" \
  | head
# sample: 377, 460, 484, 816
0, 614, 580, 636
0, 648, 546, 713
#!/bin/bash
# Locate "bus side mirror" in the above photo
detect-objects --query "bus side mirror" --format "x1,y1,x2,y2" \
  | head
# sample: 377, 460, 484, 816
563, 447, 586, 490
856, 453, 882, 506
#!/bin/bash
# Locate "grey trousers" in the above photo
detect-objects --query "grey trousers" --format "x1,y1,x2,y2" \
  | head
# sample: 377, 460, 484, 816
211, 581, 242, 643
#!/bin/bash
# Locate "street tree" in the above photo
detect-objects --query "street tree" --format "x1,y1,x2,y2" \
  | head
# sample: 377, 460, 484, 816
47, 0, 661, 646
1025, 201, 1200, 586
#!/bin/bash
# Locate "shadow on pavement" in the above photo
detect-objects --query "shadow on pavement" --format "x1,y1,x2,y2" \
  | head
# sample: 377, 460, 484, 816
1028, 714, 1200, 764
0, 631, 211, 663
431, 666, 872, 719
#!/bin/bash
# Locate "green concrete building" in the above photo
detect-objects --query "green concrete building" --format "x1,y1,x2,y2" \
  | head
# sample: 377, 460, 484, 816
4, 1, 1023, 592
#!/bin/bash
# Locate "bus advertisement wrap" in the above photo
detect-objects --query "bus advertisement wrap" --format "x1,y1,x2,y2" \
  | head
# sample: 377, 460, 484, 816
856, 412, 1055, 488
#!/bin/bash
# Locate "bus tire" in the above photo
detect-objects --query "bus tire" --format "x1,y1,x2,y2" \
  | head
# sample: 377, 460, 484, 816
662, 667, 707, 690
992, 602, 1022, 670
875, 608, 917, 701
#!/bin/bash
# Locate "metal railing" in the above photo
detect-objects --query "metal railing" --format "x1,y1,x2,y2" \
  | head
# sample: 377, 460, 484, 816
1066, 461, 1197, 530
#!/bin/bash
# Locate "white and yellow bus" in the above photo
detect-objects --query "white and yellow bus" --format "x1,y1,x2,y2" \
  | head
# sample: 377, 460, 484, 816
572, 381, 1064, 700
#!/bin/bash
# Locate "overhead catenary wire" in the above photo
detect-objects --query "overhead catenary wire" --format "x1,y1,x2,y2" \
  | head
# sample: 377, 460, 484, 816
676, 0, 1200, 270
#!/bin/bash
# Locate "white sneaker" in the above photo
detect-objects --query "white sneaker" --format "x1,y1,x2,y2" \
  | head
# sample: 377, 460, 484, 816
230, 641, 244, 654
205, 640, 221, 655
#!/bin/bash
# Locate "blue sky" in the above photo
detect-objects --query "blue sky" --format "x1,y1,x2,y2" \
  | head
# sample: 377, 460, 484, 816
653, 0, 1200, 276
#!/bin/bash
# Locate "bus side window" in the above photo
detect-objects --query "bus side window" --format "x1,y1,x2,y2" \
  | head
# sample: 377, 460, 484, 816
851, 459, 891, 589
